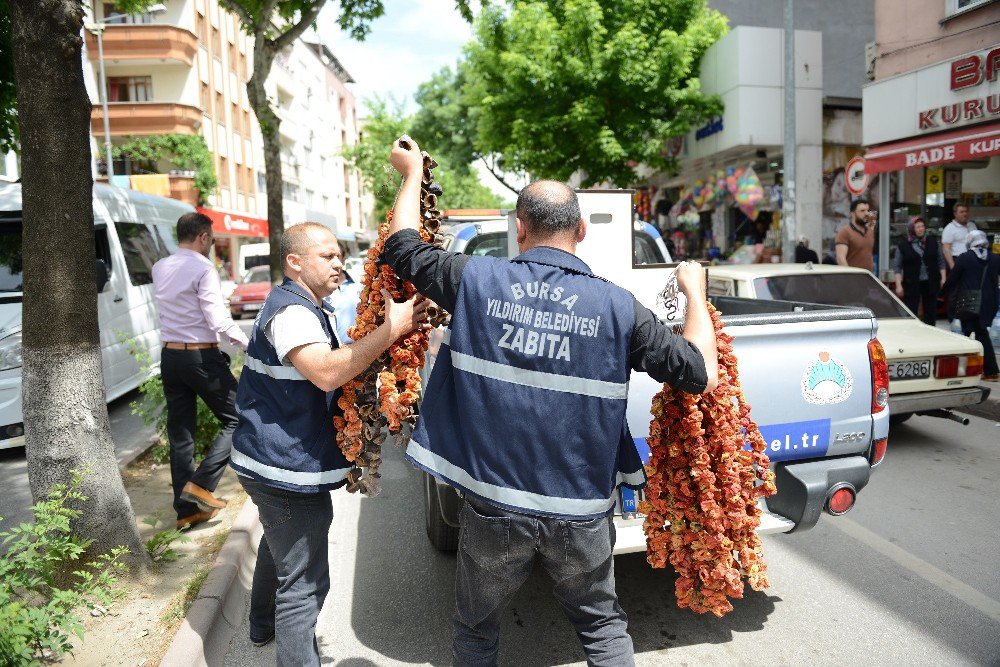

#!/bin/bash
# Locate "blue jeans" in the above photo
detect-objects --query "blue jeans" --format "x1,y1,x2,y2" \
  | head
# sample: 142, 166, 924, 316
239, 476, 333, 667
453, 497, 634, 666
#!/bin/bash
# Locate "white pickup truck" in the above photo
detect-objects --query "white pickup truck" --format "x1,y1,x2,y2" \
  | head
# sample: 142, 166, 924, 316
417, 191, 891, 554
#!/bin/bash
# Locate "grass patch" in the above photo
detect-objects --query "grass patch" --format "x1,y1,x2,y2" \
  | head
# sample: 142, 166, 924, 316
161, 564, 211, 626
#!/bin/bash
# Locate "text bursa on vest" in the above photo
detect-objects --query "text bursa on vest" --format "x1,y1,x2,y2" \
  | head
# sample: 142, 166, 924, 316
485, 282, 601, 361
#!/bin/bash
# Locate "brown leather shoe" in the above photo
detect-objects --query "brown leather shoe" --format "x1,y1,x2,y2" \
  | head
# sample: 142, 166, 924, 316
176, 508, 220, 531
181, 482, 227, 510
983, 374, 999, 382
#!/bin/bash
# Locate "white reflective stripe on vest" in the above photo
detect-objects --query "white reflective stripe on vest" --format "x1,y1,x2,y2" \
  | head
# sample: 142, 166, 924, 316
617, 469, 646, 487
441, 328, 451, 346
244, 355, 308, 381
407, 439, 615, 516
448, 349, 627, 399
231, 449, 351, 486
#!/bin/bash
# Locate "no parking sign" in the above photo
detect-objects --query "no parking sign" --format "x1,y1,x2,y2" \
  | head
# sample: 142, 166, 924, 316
845, 156, 869, 196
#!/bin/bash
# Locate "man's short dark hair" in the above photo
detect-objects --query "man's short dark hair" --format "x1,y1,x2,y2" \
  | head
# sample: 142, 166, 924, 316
953, 202, 969, 213
850, 198, 870, 213
177, 212, 213, 242
515, 181, 581, 238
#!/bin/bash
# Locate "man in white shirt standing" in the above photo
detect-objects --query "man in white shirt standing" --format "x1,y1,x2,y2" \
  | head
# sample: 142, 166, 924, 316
152, 212, 249, 530
941, 203, 978, 269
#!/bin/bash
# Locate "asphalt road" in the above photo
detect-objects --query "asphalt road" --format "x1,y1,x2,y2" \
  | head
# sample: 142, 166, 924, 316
225, 409, 1000, 666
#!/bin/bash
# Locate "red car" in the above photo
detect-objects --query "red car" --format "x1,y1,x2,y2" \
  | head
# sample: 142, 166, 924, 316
229, 266, 272, 319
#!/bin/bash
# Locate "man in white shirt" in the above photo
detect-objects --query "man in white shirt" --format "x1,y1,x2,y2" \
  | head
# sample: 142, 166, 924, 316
941, 203, 977, 269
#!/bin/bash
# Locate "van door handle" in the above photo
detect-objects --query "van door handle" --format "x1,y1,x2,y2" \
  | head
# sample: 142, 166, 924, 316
113, 295, 124, 303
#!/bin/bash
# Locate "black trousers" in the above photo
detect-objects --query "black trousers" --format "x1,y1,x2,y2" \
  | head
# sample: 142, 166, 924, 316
903, 280, 939, 326
961, 320, 1000, 377
161, 347, 239, 519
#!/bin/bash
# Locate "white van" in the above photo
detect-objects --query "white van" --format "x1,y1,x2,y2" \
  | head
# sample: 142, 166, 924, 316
238, 241, 270, 279
0, 181, 193, 450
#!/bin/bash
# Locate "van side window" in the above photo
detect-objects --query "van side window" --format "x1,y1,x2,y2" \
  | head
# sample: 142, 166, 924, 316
116, 222, 171, 286
95, 226, 113, 277
464, 232, 508, 258
633, 232, 665, 265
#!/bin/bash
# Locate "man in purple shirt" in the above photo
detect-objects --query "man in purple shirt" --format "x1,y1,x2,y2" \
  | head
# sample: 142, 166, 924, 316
153, 212, 250, 530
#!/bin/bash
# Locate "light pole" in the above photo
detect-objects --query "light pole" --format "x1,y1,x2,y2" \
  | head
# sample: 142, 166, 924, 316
88, 3, 167, 180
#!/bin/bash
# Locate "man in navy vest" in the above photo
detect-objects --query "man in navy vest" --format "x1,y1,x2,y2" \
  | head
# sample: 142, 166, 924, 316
384, 137, 719, 666
231, 222, 427, 664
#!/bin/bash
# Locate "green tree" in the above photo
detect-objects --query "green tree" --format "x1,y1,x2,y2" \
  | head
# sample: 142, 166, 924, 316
463, 0, 728, 187
0, 3, 17, 154
343, 97, 506, 223
112, 134, 217, 202
221, 0, 474, 281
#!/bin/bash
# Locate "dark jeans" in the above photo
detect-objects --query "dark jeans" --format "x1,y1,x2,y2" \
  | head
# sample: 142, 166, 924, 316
161, 347, 238, 519
961, 320, 999, 376
903, 280, 939, 326
240, 476, 333, 667
453, 498, 634, 667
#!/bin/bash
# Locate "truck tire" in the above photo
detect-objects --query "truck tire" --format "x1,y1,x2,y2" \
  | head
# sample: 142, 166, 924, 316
424, 472, 460, 552
889, 413, 912, 426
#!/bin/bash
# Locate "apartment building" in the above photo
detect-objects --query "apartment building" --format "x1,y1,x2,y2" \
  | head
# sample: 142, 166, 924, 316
251, 39, 367, 243
863, 0, 1000, 266
83, 0, 369, 275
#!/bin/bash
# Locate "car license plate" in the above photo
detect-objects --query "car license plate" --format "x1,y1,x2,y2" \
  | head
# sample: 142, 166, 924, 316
243, 303, 262, 311
888, 359, 931, 380
619, 487, 645, 520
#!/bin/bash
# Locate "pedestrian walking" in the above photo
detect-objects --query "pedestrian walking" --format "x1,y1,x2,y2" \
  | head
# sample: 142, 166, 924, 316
892, 216, 945, 325
835, 198, 876, 271
795, 236, 819, 264
383, 136, 719, 667
941, 203, 978, 270
942, 230, 1000, 381
152, 212, 248, 530
231, 222, 427, 663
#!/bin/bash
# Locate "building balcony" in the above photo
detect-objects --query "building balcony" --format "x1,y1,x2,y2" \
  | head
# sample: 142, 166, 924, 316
91, 102, 202, 136
86, 24, 198, 67
96, 172, 200, 207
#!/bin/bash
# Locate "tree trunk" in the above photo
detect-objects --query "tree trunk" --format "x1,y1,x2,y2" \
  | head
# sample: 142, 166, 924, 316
10, 0, 148, 571
246, 39, 284, 284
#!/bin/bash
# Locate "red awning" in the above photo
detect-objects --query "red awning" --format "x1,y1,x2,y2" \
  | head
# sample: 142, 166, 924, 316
864, 122, 1000, 174
196, 207, 268, 238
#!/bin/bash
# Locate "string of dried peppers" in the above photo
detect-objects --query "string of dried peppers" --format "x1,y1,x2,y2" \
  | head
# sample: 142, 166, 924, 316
640, 300, 778, 617
334, 150, 449, 496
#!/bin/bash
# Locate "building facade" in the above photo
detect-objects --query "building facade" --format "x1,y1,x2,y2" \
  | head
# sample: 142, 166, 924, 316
864, 0, 1000, 272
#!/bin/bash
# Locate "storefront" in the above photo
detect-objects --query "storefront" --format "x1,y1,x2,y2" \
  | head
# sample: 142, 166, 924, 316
645, 26, 830, 263
863, 43, 1000, 276
196, 206, 269, 282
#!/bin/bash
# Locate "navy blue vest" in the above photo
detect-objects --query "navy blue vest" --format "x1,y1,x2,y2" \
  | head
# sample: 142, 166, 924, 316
407, 247, 645, 519
231, 279, 352, 492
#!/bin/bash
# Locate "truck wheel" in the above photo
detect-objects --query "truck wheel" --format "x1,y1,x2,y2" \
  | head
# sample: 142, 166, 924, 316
423, 472, 460, 552
889, 413, 912, 426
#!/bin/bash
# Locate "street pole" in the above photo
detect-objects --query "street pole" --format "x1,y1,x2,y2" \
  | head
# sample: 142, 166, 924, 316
95, 23, 114, 179
781, 0, 796, 263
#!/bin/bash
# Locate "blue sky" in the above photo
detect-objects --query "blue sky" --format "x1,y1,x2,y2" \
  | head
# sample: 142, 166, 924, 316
313, 1, 478, 113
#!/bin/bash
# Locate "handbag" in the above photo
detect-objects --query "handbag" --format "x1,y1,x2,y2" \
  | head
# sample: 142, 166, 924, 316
952, 262, 988, 319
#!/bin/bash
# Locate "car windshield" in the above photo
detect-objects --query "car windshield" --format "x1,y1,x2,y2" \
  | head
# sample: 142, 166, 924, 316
0, 222, 23, 293
244, 266, 270, 283
752, 273, 912, 318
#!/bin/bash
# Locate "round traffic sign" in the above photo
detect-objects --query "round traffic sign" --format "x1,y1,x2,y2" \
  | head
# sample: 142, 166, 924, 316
845, 156, 869, 196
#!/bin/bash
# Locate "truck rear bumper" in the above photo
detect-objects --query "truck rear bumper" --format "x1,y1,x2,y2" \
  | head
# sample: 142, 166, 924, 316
765, 455, 872, 533
611, 509, 796, 556
889, 386, 990, 414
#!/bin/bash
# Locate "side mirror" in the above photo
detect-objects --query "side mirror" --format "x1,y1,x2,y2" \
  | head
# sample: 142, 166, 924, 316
95, 259, 110, 293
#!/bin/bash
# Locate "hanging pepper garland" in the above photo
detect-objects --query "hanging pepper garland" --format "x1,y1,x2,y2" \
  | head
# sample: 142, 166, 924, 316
334, 150, 449, 496
640, 299, 778, 617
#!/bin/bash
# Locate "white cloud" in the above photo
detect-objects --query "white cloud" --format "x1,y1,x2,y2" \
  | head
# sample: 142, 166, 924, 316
312, 0, 476, 113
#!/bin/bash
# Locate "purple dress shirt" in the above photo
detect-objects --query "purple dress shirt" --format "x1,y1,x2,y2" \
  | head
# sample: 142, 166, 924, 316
152, 248, 249, 349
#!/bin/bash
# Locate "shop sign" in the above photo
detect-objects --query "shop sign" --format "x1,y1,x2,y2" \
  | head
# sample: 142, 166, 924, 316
695, 117, 724, 141
196, 206, 268, 238
864, 123, 1000, 174
925, 167, 944, 195
845, 156, 868, 195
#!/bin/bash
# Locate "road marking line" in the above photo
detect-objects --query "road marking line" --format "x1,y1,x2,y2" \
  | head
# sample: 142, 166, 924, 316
831, 517, 1000, 625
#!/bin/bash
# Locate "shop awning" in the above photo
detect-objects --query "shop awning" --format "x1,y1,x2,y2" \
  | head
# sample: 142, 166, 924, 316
197, 206, 268, 238
864, 122, 1000, 175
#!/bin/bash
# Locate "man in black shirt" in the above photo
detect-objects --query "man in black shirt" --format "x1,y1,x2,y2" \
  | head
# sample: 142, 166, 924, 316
383, 136, 718, 666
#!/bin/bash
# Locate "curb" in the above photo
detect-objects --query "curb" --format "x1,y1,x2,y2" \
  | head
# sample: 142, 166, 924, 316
161, 498, 262, 666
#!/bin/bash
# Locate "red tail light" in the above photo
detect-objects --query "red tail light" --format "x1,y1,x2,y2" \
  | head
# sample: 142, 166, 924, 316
827, 486, 856, 515
868, 338, 889, 413
966, 354, 984, 377
935, 354, 984, 378
870, 438, 887, 465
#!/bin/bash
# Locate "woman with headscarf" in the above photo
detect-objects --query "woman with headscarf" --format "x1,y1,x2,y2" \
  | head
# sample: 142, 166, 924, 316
941, 230, 999, 381
892, 216, 945, 325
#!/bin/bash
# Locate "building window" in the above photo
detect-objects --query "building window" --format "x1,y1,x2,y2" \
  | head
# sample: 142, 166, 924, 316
102, 3, 154, 24
946, 0, 994, 16
215, 92, 225, 122
200, 84, 210, 117
283, 181, 299, 200
219, 157, 229, 187
212, 27, 222, 56
197, 16, 208, 44
107, 76, 152, 102
257, 172, 266, 193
